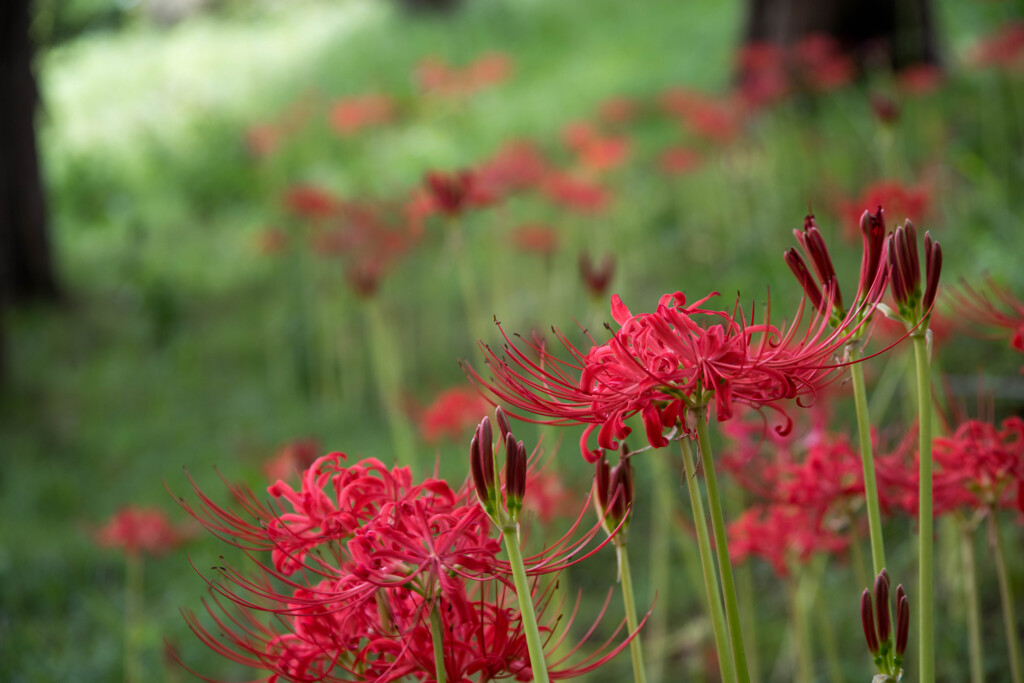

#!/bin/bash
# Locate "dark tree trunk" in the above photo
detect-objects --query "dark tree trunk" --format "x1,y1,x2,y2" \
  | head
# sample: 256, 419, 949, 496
744, 0, 940, 70
1, 0, 59, 307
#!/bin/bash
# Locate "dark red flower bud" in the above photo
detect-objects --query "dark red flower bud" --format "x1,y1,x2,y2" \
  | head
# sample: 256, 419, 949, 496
504, 433, 527, 520
579, 250, 616, 299
874, 571, 891, 645
495, 405, 513, 442
859, 207, 887, 301
607, 456, 634, 527
795, 218, 843, 312
785, 248, 824, 313
861, 588, 880, 655
923, 233, 942, 313
471, 416, 497, 517
895, 589, 910, 657
426, 169, 476, 216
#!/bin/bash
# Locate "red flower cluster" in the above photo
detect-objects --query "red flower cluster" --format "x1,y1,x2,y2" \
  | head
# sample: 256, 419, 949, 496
328, 94, 396, 136
416, 53, 514, 97
178, 453, 632, 682
969, 22, 1024, 71
933, 417, 1024, 513
837, 180, 930, 242
735, 34, 854, 110
949, 278, 1024, 358
728, 504, 847, 577
419, 386, 492, 443
97, 506, 189, 557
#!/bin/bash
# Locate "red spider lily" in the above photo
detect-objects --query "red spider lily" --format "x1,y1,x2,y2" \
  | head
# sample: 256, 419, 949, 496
264, 439, 321, 482
510, 223, 560, 256
328, 94, 395, 136
465, 284, 875, 461
657, 146, 702, 176
791, 34, 855, 92
836, 180, 930, 242
661, 88, 742, 145
734, 42, 790, 109
415, 53, 513, 97
97, 506, 189, 556
476, 141, 549, 199
948, 278, 1024, 356
424, 170, 495, 217
897, 64, 943, 95
886, 219, 942, 328
969, 22, 1024, 70
598, 97, 639, 126
728, 504, 848, 577
578, 250, 616, 299
541, 173, 611, 213
177, 452, 636, 681
523, 467, 579, 525
932, 417, 1024, 512
419, 386, 492, 443
561, 123, 630, 174
283, 185, 341, 219
875, 425, 966, 518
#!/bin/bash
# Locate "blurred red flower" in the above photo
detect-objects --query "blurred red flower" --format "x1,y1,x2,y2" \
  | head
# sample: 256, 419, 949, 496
837, 180, 930, 242
97, 506, 188, 556
969, 22, 1024, 70
419, 386, 491, 443
541, 173, 611, 213
328, 93, 395, 136
283, 184, 341, 219
264, 438, 321, 482
657, 146, 702, 176
510, 223, 560, 256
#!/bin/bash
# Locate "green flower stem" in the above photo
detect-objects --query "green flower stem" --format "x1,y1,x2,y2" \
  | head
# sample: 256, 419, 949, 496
680, 437, 737, 683
502, 525, 550, 683
959, 517, 984, 683
616, 541, 648, 683
848, 526, 869, 593
736, 537, 761, 683
849, 352, 887, 575
694, 414, 751, 683
124, 552, 143, 683
911, 332, 934, 683
364, 300, 417, 469
648, 452, 674, 682
810, 555, 843, 683
788, 572, 812, 683
989, 512, 1023, 683
429, 602, 447, 683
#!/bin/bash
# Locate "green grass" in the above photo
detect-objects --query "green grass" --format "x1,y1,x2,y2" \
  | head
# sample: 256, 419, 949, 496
4, 0, 1024, 680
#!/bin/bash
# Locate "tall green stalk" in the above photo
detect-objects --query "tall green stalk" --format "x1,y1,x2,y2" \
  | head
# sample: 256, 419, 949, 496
680, 438, 737, 683
429, 602, 448, 683
648, 452, 674, 682
788, 572, 812, 683
124, 552, 142, 683
694, 413, 751, 683
364, 300, 417, 469
959, 517, 984, 683
848, 350, 887, 575
501, 525, 550, 683
616, 542, 648, 683
989, 512, 1022, 683
912, 333, 934, 683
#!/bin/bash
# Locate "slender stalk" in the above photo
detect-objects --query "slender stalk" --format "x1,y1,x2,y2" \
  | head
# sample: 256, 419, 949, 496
648, 452, 673, 682
847, 525, 869, 593
849, 352, 888, 575
680, 438, 737, 683
959, 517, 984, 683
616, 541, 648, 683
124, 552, 143, 683
694, 414, 751, 683
502, 526, 550, 683
810, 556, 843, 683
912, 332, 934, 683
364, 300, 417, 469
429, 602, 447, 683
989, 512, 1023, 683
788, 573, 812, 683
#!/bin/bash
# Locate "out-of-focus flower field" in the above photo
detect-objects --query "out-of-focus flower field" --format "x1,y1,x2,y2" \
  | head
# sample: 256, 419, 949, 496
2, 0, 1023, 681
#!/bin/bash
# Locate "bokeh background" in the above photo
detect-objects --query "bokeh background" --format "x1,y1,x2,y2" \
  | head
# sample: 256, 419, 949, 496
2, 0, 1023, 681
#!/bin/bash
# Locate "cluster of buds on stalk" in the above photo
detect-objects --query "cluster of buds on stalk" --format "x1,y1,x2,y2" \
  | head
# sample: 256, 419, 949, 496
860, 569, 910, 682
593, 445, 634, 544
470, 407, 528, 529
884, 218, 942, 332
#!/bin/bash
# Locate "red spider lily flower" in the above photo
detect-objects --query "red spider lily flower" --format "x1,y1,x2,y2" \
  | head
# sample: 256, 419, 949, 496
328, 94, 395, 136
283, 185, 341, 219
969, 22, 1024, 70
523, 467, 579, 525
466, 52, 514, 88
728, 503, 848, 577
97, 506, 189, 557
476, 140, 549, 199
510, 223, 560, 256
415, 53, 513, 97
734, 42, 790, 109
932, 417, 1024, 512
541, 173, 611, 213
562, 121, 599, 151
837, 181, 930, 242
579, 250, 616, 299
791, 34, 855, 92
897, 64, 943, 95
264, 439, 321, 482
657, 146, 702, 176
659, 88, 742, 144
466, 284, 872, 461
419, 386, 492, 443
424, 169, 494, 217
948, 278, 1024, 357
574, 135, 631, 174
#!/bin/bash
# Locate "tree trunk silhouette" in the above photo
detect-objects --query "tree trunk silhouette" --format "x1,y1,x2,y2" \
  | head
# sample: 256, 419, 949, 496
1, 0, 59, 307
743, 0, 940, 70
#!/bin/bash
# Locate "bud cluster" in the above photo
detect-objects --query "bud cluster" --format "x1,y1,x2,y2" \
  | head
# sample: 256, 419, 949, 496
887, 218, 942, 330
860, 569, 910, 681
470, 407, 528, 528
593, 445, 635, 542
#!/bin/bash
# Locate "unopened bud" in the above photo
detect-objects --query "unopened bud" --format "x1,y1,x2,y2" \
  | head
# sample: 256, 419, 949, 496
895, 589, 910, 658
861, 588, 880, 655
874, 571, 891, 645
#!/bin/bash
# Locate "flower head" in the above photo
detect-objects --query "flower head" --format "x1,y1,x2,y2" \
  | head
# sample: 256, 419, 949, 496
97, 505, 189, 557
